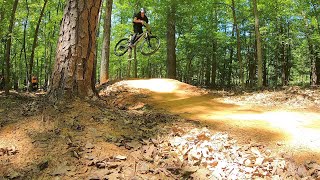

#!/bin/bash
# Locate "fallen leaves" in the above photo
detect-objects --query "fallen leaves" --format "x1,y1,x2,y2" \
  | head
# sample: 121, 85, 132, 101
151, 127, 320, 179
0, 146, 18, 156
220, 87, 320, 108
1, 87, 320, 180
114, 155, 127, 160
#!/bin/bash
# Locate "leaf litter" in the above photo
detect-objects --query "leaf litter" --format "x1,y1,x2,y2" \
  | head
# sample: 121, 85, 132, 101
1, 84, 320, 179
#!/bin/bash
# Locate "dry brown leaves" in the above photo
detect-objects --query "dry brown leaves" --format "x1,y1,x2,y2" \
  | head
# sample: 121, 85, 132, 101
79, 125, 320, 179
220, 87, 320, 108
158, 127, 320, 179
0, 146, 18, 157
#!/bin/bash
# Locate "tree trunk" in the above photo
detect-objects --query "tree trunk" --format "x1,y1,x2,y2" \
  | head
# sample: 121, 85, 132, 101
43, 30, 49, 90
232, 0, 244, 87
280, 23, 287, 86
45, 43, 53, 89
248, 31, 255, 87
4, 0, 19, 95
285, 21, 291, 85
23, 0, 30, 88
13, 51, 19, 90
134, 47, 138, 78
228, 27, 235, 87
147, 59, 151, 78
0, 5, 4, 79
210, 8, 218, 88
211, 40, 217, 87
263, 44, 267, 86
185, 53, 193, 84
313, 8, 320, 84
93, 3, 102, 88
273, 21, 280, 86
166, 1, 177, 79
29, 0, 48, 89
48, 0, 102, 101
303, 14, 317, 86
205, 57, 211, 86
253, 0, 263, 88
2, 45, 5, 85
100, 0, 113, 84
316, 46, 320, 85
309, 43, 316, 85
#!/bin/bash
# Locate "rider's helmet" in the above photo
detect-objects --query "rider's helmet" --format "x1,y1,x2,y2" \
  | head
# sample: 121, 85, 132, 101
140, 8, 145, 14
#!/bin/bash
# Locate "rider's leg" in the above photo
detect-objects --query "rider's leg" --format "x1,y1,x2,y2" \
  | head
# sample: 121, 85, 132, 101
130, 26, 140, 47
130, 26, 143, 47
130, 33, 137, 47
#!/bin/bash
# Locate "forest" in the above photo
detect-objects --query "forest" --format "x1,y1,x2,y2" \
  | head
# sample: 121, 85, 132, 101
0, 0, 320, 179
0, 0, 319, 94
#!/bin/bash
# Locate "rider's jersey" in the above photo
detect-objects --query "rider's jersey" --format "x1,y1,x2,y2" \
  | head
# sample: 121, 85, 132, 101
133, 12, 148, 34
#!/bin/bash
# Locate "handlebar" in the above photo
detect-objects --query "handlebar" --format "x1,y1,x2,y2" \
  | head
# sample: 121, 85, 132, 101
143, 22, 151, 32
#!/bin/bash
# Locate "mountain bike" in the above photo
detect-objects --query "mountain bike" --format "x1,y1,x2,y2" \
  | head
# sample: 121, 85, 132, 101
114, 23, 160, 57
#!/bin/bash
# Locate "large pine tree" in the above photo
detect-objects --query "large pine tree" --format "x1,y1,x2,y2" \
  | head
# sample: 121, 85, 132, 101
48, 0, 102, 100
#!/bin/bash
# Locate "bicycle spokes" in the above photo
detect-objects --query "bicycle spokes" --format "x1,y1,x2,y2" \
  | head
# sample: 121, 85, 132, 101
140, 36, 160, 56
114, 38, 130, 56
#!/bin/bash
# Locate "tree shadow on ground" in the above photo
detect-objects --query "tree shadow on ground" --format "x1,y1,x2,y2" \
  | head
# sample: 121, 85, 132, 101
0, 95, 185, 179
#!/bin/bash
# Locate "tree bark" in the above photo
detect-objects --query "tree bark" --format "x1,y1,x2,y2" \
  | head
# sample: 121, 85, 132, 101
285, 21, 291, 85
29, 0, 48, 89
273, 20, 280, 86
4, 0, 19, 95
211, 40, 217, 87
263, 44, 267, 86
231, 0, 244, 87
211, 8, 218, 88
253, 0, 263, 88
248, 31, 255, 87
309, 43, 316, 85
205, 57, 211, 86
0, 4, 4, 78
48, 0, 102, 101
23, 0, 30, 88
185, 52, 193, 84
228, 27, 235, 87
100, 0, 113, 84
134, 47, 138, 78
316, 46, 320, 85
166, 1, 177, 79
93, 3, 102, 88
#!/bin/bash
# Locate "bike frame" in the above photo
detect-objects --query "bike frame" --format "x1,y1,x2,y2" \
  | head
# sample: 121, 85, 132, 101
130, 23, 151, 47
131, 32, 146, 46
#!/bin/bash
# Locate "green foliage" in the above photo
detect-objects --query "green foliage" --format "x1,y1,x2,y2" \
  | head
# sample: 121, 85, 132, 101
1, 0, 319, 90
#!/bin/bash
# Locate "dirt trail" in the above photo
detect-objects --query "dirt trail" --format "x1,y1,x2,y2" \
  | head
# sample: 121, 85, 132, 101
112, 78, 320, 164
1, 79, 320, 179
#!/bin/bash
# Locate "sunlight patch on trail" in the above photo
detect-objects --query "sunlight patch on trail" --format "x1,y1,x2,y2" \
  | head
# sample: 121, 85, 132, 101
213, 111, 320, 149
125, 79, 178, 93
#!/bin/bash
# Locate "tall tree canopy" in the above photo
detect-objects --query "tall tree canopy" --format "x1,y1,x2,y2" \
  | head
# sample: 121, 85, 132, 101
0, 0, 319, 98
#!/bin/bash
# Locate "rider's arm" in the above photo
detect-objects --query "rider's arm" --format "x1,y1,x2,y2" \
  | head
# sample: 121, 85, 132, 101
133, 17, 144, 24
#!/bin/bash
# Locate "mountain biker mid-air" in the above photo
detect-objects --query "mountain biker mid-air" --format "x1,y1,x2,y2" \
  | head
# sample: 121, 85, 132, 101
114, 7, 159, 58
129, 8, 149, 48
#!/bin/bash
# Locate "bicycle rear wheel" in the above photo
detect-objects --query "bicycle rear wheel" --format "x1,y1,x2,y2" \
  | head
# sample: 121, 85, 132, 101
140, 36, 160, 56
114, 38, 130, 56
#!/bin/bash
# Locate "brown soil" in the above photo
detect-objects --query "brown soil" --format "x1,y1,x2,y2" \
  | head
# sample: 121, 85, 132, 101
0, 79, 319, 179
100, 79, 320, 164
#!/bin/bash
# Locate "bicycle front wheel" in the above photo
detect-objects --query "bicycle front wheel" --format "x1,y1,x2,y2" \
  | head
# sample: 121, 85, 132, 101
140, 36, 160, 56
114, 38, 130, 56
